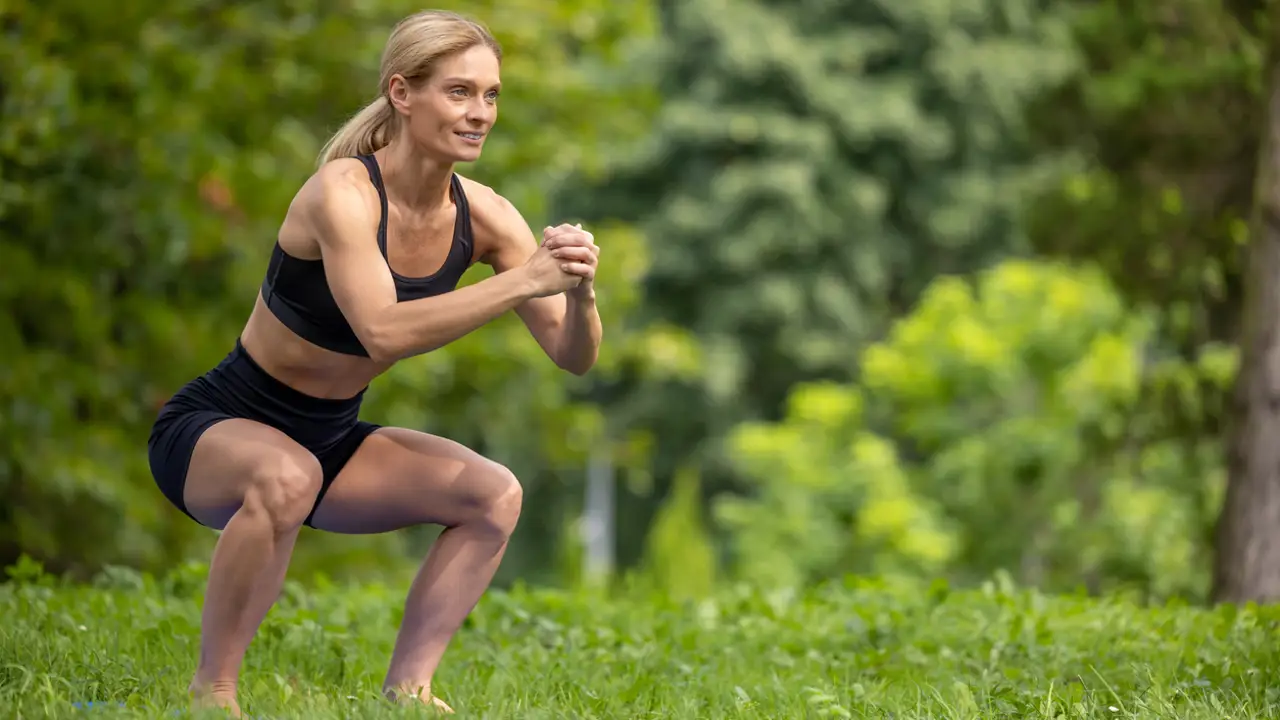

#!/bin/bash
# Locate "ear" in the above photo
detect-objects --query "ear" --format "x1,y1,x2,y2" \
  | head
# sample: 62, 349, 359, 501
387, 74, 413, 117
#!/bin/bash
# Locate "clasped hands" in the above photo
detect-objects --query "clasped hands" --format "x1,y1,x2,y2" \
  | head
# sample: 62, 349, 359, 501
541, 223, 598, 299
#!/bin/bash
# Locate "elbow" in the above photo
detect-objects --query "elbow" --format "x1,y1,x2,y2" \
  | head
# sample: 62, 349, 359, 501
558, 351, 598, 376
564, 362, 593, 376
563, 363, 594, 377
358, 322, 401, 364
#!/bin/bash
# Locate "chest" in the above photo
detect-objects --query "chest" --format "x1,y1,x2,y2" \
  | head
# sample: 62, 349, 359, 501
383, 205, 460, 279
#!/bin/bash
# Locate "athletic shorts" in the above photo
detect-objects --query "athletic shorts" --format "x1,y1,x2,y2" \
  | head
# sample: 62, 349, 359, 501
147, 338, 381, 528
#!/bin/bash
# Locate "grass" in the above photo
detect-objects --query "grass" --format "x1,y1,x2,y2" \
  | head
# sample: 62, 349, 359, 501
2, 557, 1278, 719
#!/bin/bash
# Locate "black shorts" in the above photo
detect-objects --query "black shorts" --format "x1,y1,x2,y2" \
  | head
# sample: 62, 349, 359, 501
147, 338, 381, 528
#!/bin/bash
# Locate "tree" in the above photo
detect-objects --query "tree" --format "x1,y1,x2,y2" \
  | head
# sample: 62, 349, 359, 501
1017, 0, 1278, 602
1213, 0, 1280, 603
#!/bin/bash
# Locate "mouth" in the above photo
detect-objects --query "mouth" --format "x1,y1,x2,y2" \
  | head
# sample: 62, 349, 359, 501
455, 132, 484, 144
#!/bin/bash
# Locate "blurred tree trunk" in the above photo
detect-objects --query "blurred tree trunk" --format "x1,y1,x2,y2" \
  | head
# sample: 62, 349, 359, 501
1213, 1, 1280, 603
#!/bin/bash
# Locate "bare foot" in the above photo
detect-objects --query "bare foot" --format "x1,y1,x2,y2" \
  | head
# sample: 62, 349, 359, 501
385, 686, 455, 714
190, 682, 241, 718
424, 695, 454, 714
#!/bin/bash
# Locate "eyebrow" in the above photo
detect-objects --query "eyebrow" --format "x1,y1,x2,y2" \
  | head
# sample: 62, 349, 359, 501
440, 77, 501, 89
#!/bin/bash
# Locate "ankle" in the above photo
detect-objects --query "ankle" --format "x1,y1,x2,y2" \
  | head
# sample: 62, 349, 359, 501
190, 674, 237, 698
384, 680, 431, 701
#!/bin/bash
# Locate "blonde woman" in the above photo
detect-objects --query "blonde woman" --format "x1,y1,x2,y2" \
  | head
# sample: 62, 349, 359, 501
147, 10, 602, 715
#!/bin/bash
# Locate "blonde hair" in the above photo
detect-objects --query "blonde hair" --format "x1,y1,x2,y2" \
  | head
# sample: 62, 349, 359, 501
317, 10, 502, 166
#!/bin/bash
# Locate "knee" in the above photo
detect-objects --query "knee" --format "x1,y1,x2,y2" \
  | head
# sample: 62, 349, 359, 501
475, 462, 523, 537
243, 453, 323, 534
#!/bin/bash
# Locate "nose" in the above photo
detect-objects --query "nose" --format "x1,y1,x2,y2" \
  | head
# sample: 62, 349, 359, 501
467, 99, 494, 124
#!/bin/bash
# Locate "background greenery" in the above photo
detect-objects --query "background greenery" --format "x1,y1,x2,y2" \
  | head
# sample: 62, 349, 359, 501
4, 0, 1279, 609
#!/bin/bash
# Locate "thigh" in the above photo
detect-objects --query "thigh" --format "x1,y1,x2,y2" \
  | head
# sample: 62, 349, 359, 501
306, 427, 517, 535
183, 418, 322, 530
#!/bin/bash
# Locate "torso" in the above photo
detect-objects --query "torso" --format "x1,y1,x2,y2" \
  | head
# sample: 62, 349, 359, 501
239, 152, 507, 400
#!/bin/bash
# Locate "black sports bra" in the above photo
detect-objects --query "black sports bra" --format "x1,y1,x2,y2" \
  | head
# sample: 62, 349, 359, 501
260, 153, 475, 357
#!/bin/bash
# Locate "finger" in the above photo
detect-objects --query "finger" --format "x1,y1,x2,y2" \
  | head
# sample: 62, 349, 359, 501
543, 223, 577, 239
551, 246, 597, 263
543, 232, 584, 250
559, 262, 595, 279
547, 232, 593, 249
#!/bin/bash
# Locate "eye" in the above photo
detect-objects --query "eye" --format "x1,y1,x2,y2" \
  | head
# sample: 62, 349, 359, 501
449, 87, 467, 97
485, 90, 500, 102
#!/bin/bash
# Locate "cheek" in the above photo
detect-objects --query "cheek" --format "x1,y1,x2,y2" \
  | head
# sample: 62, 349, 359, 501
407, 97, 452, 131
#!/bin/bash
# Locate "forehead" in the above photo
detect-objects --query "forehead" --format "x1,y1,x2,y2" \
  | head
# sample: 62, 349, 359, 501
434, 45, 500, 85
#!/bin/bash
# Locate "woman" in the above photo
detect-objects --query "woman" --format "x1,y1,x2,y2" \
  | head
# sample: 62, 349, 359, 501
147, 9, 602, 716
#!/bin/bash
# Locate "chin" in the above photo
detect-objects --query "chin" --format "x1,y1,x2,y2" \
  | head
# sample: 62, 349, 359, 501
454, 141, 485, 162
430, 144, 482, 164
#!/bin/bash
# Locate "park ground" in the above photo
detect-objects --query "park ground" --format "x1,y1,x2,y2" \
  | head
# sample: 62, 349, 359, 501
2, 558, 1277, 718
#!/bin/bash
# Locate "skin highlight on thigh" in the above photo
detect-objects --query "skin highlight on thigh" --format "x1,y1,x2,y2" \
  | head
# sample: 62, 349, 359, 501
306, 427, 517, 535
182, 418, 323, 530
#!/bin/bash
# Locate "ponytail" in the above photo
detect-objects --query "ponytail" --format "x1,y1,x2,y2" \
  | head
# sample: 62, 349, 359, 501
317, 96, 394, 166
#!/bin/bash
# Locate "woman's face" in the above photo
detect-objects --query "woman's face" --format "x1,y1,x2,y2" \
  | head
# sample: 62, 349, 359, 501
391, 45, 501, 164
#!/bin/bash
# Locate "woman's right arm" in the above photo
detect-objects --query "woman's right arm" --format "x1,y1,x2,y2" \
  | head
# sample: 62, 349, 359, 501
303, 165, 556, 363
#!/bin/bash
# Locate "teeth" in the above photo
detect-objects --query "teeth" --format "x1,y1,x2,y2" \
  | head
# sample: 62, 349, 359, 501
459, 133, 482, 139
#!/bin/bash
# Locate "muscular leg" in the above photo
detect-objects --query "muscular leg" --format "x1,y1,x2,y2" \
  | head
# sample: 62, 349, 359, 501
181, 419, 324, 717
307, 427, 523, 711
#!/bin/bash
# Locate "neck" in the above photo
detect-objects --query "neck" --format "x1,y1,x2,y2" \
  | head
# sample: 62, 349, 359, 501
376, 138, 453, 211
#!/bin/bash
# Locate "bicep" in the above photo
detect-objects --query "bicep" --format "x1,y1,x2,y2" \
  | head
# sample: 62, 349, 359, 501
309, 175, 398, 343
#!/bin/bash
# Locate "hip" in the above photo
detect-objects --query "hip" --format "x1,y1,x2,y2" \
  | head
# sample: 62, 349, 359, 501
151, 338, 368, 454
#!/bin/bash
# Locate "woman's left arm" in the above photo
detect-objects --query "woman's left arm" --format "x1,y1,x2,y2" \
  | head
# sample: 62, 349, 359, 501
473, 187, 602, 375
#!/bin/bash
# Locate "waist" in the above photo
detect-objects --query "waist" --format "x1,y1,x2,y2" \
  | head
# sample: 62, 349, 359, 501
243, 292, 388, 398
202, 338, 368, 421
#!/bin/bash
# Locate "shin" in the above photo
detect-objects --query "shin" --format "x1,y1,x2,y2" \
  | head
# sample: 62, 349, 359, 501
382, 469, 523, 699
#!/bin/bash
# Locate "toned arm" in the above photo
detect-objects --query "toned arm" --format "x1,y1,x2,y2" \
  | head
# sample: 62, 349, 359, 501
304, 167, 539, 363
477, 190, 602, 375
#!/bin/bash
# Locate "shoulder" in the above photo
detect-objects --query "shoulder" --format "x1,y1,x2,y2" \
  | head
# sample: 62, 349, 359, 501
277, 158, 376, 256
276, 158, 378, 258
277, 156, 376, 245
290, 158, 382, 241
456, 175, 537, 264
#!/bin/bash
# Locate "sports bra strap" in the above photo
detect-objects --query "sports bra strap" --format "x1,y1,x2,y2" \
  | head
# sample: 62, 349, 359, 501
354, 154, 390, 257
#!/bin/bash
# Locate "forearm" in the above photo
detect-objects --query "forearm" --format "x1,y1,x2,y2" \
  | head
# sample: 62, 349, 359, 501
556, 289, 602, 375
367, 270, 535, 362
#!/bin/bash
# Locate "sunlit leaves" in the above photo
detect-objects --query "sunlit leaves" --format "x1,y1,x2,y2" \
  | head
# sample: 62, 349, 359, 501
720, 259, 1218, 599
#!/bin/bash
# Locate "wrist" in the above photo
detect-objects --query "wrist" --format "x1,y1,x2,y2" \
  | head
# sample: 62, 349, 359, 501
511, 266, 540, 301
568, 283, 596, 305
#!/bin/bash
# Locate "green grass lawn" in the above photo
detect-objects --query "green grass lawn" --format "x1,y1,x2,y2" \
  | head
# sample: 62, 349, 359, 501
2, 558, 1277, 718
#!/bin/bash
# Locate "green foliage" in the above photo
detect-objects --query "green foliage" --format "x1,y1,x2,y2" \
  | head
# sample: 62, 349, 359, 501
721, 260, 1229, 601
1024, 0, 1263, 351
3, 557, 1276, 717
638, 463, 717, 600
1016, 0, 1266, 600
548, 0, 1086, 575
559, 0, 1080, 422
719, 384, 956, 588
0, 0, 664, 581
6, 0, 1264, 604
1021, 0, 1261, 465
